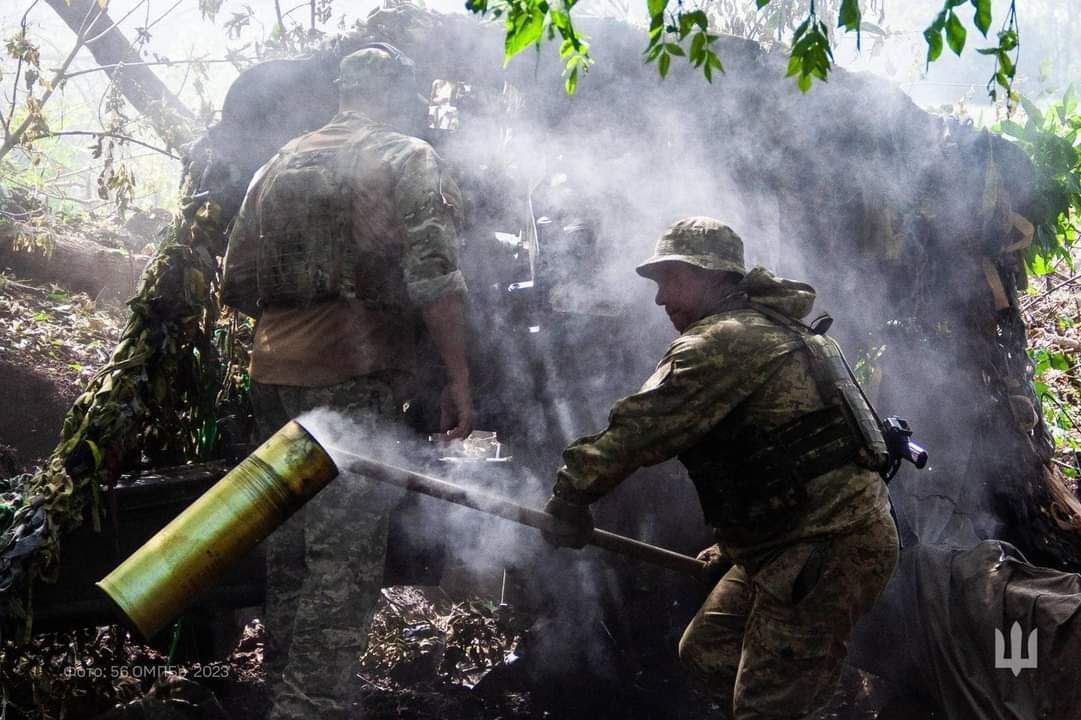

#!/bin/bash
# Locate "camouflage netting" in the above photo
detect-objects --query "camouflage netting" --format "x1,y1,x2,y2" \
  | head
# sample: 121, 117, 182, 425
1, 7, 1079, 644
0, 174, 237, 634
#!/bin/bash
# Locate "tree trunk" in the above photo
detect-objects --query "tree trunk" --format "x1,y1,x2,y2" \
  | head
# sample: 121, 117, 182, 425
0, 230, 150, 301
44, 0, 195, 150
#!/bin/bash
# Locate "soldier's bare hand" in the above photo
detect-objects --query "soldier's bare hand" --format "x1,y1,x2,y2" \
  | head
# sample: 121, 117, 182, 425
440, 381, 473, 440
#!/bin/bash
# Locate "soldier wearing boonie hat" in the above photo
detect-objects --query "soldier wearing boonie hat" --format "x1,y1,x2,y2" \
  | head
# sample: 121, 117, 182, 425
635, 215, 746, 279
541, 215, 898, 719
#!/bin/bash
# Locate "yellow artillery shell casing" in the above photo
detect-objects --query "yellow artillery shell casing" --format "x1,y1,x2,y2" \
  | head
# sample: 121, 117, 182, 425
96, 420, 339, 639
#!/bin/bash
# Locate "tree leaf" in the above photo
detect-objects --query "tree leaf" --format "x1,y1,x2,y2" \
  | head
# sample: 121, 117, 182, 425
838, 0, 861, 31
999, 29, 1018, 52
659, 51, 670, 78
504, 5, 546, 63
550, 9, 570, 32
690, 32, 706, 63
786, 52, 802, 78
678, 12, 692, 39
685, 10, 708, 31
648, 0, 667, 20
924, 27, 944, 63
998, 50, 1014, 77
972, 0, 991, 36
1051, 352, 1072, 372
1020, 96, 1044, 126
792, 17, 810, 43
1064, 84, 1077, 116
1030, 253, 1050, 277
945, 11, 967, 56
565, 65, 579, 94
860, 21, 887, 36
1000, 119, 1024, 138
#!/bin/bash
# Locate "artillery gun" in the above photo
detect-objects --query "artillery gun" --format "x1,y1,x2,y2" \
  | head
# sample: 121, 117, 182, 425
21, 29, 704, 664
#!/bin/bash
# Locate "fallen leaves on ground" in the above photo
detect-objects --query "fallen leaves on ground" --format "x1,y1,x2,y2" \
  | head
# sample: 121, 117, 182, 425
0, 273, 126, 396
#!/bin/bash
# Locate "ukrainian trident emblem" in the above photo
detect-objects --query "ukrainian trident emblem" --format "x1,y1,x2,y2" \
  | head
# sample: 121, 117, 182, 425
994, 621, 1037, 676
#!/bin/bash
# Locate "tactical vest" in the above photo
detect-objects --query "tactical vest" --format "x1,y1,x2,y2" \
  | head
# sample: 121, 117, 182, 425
680, 302, 889, 544
254, 145, 357, 306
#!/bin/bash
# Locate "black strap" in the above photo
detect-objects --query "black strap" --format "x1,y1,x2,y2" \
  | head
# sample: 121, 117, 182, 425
747, 300, 886, 431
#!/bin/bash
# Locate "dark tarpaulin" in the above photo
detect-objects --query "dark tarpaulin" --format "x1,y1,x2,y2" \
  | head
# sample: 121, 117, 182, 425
849, 538, 1081, 719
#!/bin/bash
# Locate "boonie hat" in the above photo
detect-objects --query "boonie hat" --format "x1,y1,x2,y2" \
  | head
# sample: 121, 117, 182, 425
636, 216, 746, 279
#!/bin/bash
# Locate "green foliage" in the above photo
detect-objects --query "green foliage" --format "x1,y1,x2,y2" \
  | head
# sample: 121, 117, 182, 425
974, 2, 1019, 110
996, 87, 1081, 276
786, 12, 833, 93
1032, 347, 1072, 376
923, 0, 1012, 107
643, 6, 722, 82
852, 343, 886, 386
471, 0, 594, 93
923, 1, 972, 63
469, 0, 1020, 97
0, 180, 231, 629
1030, 347, 1080, 458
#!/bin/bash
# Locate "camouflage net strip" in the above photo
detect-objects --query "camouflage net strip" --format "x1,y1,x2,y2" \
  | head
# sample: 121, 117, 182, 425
0, 176, 228, 637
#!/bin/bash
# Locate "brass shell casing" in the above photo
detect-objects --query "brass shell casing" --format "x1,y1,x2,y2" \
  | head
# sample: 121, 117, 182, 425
97, 420, 339, 639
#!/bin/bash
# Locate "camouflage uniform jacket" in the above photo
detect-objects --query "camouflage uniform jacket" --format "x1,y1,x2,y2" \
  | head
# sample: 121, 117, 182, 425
226, 111, 466, 386
554, 268, 890, 568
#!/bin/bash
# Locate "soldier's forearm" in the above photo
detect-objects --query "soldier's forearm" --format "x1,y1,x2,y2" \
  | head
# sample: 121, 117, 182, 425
421, 291, 470, 389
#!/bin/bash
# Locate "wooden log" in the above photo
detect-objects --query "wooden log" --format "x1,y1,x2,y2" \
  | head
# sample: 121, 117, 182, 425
0, 230, 150, 300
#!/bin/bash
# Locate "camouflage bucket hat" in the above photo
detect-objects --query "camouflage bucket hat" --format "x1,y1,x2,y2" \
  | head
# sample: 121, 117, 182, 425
636, 216, 746, 279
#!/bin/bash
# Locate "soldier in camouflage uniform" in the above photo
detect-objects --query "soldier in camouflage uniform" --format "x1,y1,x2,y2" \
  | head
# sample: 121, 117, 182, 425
543, 217, 898, 719
223, 46, 473, 720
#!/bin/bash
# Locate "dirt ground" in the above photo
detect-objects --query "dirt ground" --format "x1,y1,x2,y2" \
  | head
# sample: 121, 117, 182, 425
0, 274, 125, 472
0, 585, 897, 720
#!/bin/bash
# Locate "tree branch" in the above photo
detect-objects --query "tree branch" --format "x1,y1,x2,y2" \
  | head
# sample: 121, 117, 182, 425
45, 131, 180, 160
144, 0, 184, 33
0, 2, 102, 163
61, 58, 251, 81
84, 0, 148, 46
43, 0, 196, 150
1021, 274, 1081, 313
6, 0, 42, 137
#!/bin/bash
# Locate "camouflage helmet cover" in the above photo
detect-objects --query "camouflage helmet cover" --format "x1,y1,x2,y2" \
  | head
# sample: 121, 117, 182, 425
336, 44, 416, 94
636, 216, 746, 279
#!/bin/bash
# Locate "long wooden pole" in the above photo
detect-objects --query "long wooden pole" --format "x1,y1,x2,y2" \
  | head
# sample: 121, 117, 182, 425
339, 452, 706, 580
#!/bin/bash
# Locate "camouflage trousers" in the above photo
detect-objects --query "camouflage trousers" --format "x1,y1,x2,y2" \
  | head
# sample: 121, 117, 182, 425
252, 375, 405, 720
678, 509, 898, 719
